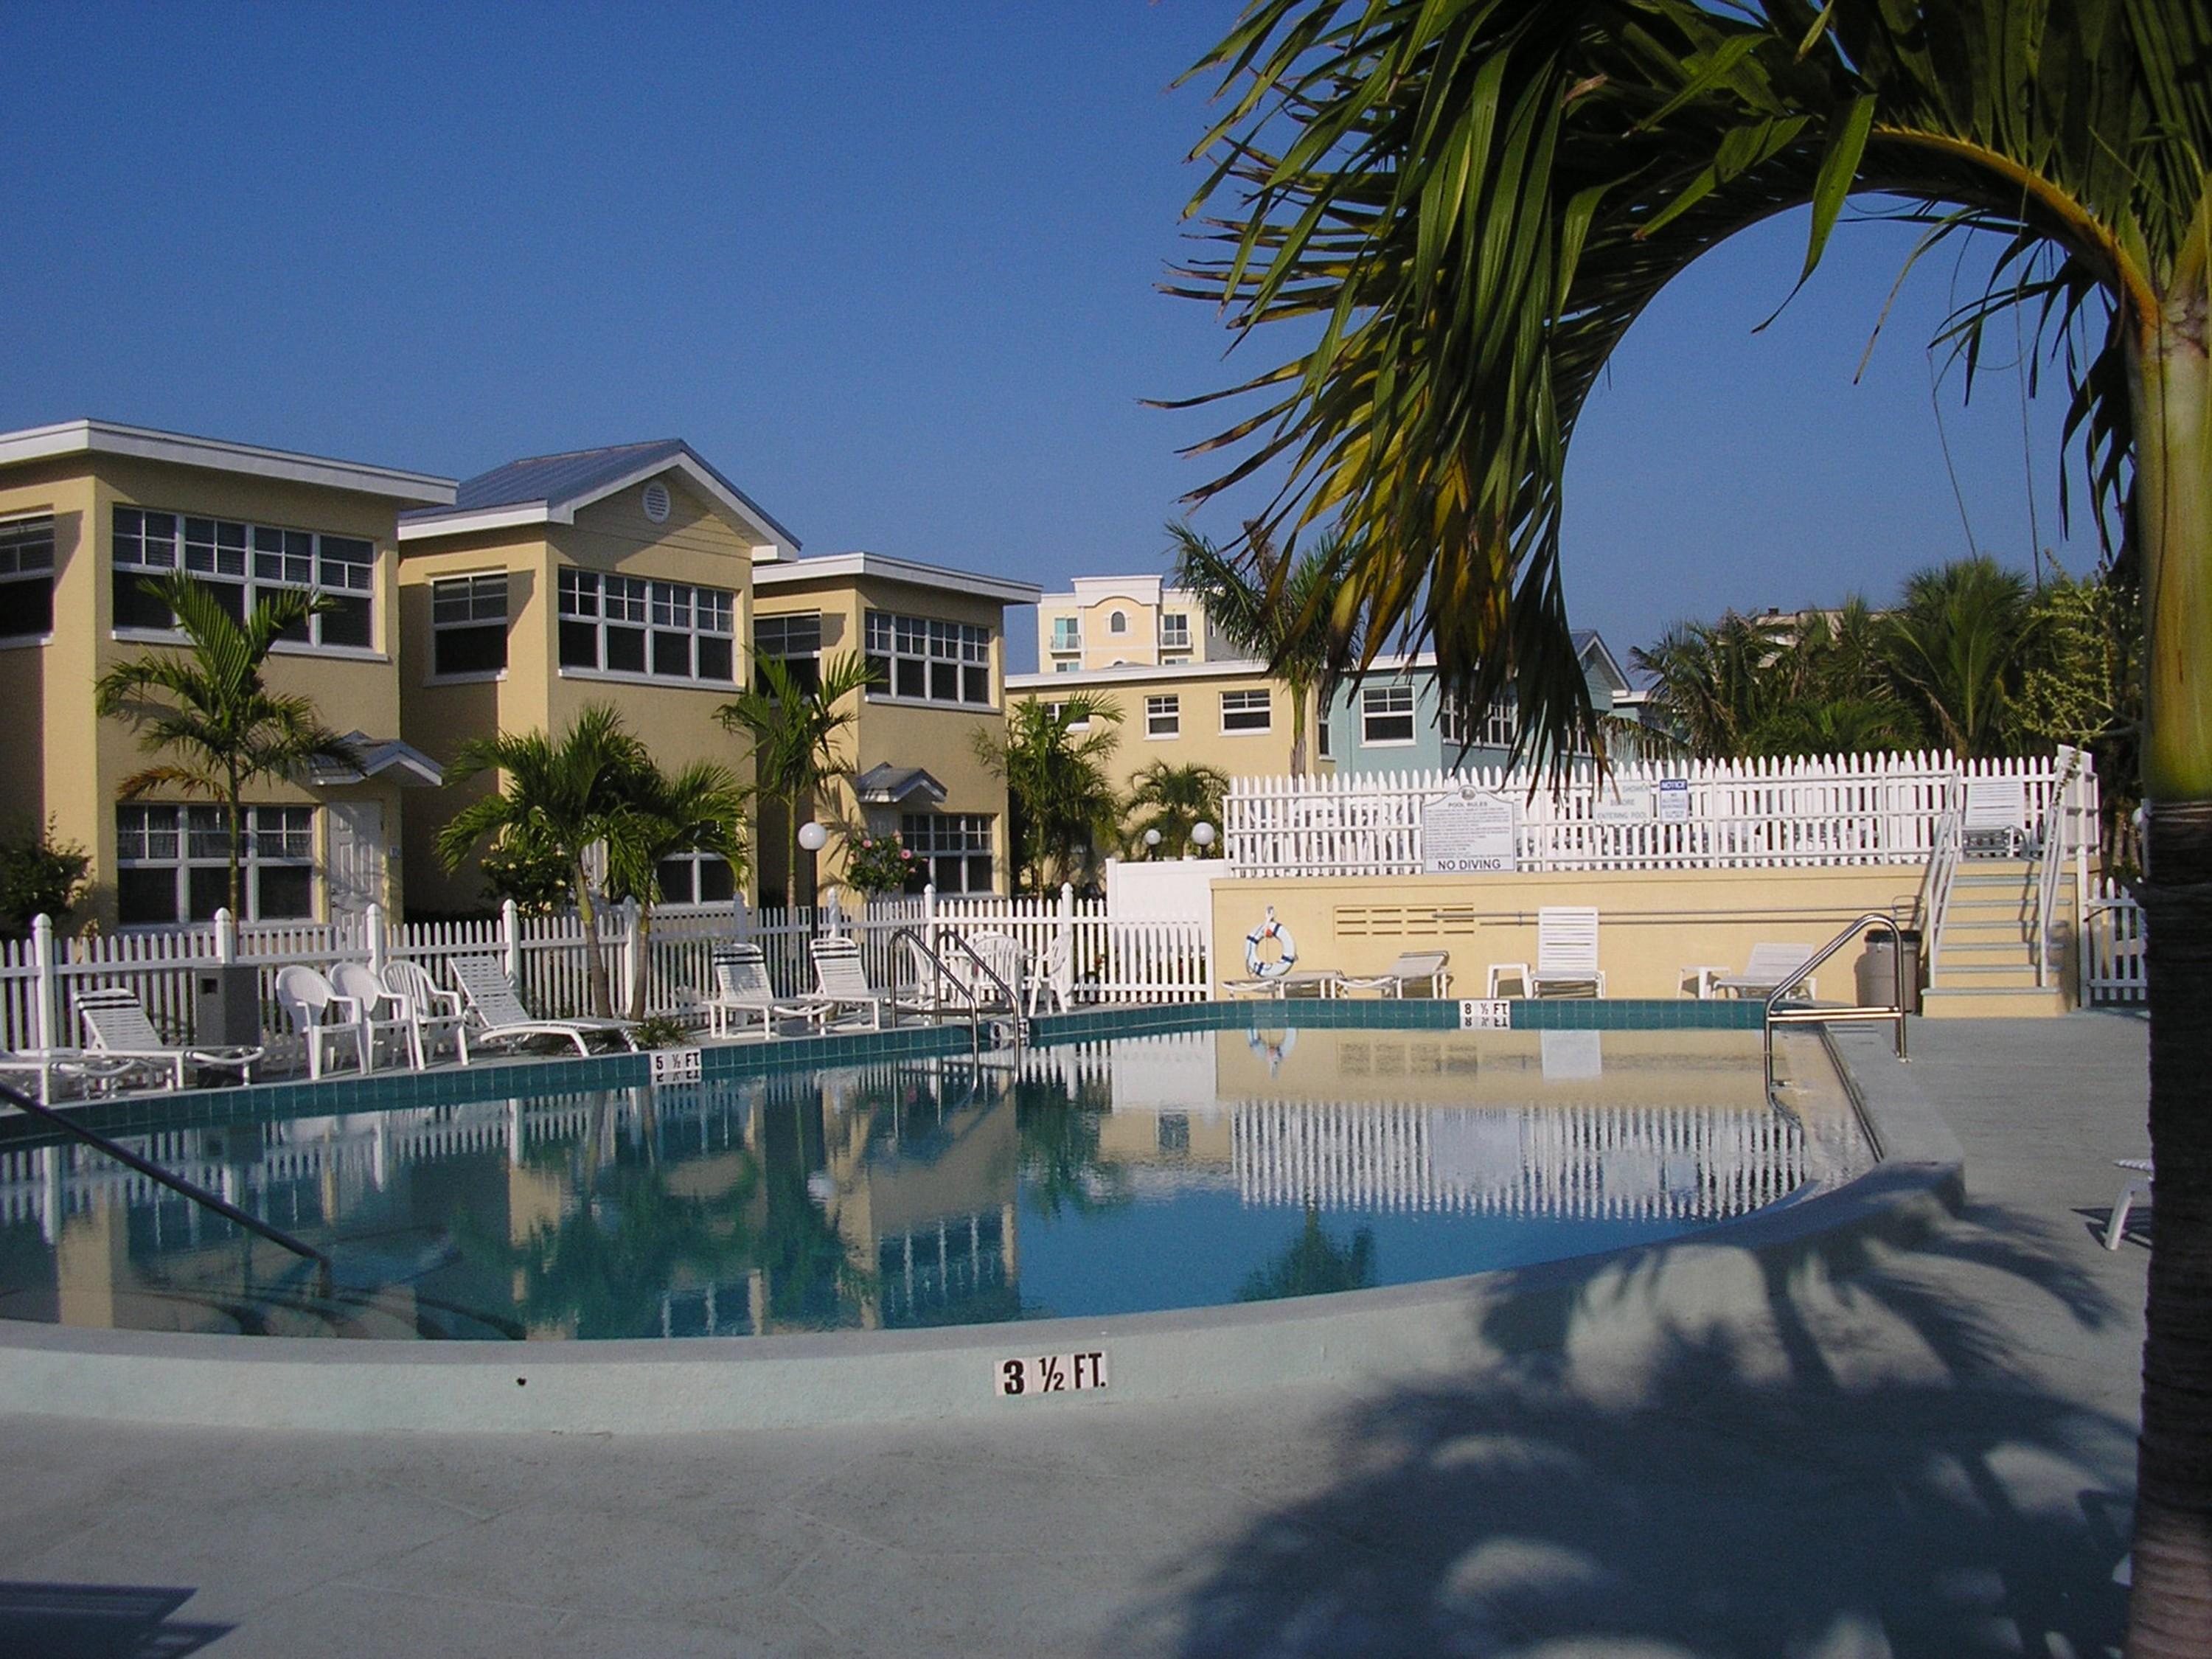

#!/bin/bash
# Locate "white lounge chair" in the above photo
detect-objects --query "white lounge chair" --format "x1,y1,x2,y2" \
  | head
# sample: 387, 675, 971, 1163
2107, 1158, 2152, 1250
1708, 944, 1818, 1001
1963, 776, 2032, 856
380, 959, 471, 1068
329, 961, 418, 1071
706, 943, 823, 1037
448, 956, 639, 1054
1491, 908, 1605, 998
807, 935, 895, 1030
76, 986, 262, 1088
0, 1048, 147, 1105
275, 965, 371, 1079
1332, 950, 1452, 999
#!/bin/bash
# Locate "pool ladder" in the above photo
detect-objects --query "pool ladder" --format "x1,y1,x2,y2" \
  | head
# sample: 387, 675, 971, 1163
1763, 907, 1915, 1091
888, 928, 1026, 1063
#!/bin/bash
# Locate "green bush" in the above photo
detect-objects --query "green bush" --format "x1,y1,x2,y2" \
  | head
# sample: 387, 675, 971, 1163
0, 821, 90, 938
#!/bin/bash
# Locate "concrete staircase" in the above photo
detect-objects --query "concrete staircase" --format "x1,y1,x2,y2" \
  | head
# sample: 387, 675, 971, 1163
1922, 855, 2070, 1018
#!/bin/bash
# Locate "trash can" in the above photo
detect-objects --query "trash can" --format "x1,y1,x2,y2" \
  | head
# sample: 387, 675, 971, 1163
1855, 927, 1924, 1013
195, 964, 262, 1048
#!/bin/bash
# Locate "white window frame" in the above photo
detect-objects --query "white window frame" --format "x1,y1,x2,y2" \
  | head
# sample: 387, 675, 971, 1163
557, 567, 736, 686
1145, 694, 1180, 739
1220, 689, 1272, 734
900, 812, 995, 894
1049, 616, 1080, 653
1361, 684, 1418, 746
112, 507, 378, 654
1107, 609, 1128, 636
1441, 695, 1516, 750
653, 849, 737, 906
864, 610, 993, 707
114, 804, 317, 925
1158, 612, 1192, 651
428, 572, 510, 680
0, 513, 56, 644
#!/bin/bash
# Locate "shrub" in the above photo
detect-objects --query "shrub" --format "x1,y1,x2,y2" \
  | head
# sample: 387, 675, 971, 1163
844, 832, 922, 895
0, 821, 91, 938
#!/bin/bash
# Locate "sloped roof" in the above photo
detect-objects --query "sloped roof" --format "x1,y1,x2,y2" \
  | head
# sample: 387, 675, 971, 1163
305, 734, 445, 788
853, 765, 947, 806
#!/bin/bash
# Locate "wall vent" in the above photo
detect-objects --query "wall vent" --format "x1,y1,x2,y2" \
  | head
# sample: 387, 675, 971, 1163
642, 481, 671, 523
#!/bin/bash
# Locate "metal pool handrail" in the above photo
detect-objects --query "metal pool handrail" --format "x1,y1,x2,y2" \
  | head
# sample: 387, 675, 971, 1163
1763, 908, 1913, 1091
0, 1080, 334, 1299
888, 928, 1026, 1062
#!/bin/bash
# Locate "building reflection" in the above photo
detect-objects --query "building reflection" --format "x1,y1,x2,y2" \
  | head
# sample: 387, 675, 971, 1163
0, 1029, 1842, 1340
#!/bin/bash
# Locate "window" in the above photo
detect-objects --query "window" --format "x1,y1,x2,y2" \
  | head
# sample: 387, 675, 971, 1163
1362, 684, 1417, 745
1049, 616, 1080, 653
1441, 695, 1516, 750
112, 507, 375, 649
900, 813, 994, 893
864, 611, 991, 706
115, 804, 316, 925
753, 611, 821, 692
557, 568, 734, 683
654, 850, 737, 905
1107, 610, 1128, 636
1159, 613, 1191, 651
0, 514, 55, 640
1054, 661, 1076, 674
1043, 700, 1091, 732
1145, 695, 1180, 738
1317, 717, 1332, 759
1221, 689, 1272, 732
430, 574, 509, 676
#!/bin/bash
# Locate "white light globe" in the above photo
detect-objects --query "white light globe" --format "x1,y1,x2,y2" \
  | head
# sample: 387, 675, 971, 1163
797, 821, 828, 852
1191, 821, 1217, 849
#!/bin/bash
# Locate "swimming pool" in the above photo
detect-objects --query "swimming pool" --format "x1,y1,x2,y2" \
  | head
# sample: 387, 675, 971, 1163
0, 1020, 1870, 1343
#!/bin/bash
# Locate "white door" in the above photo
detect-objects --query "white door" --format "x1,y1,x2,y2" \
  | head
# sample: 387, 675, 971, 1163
327, 801, 386, 925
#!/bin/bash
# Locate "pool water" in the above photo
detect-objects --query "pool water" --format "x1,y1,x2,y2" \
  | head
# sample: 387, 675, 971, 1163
0, 1027, 1868, 1340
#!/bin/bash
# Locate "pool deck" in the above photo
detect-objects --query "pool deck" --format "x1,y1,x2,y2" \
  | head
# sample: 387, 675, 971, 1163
0, 1013, 2152, 1658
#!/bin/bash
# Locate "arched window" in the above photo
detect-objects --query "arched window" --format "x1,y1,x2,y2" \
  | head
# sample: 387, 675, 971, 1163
1107, 610, 1128, 635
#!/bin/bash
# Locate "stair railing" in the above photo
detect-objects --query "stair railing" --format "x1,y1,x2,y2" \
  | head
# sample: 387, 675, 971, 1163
1917, 778, 1965, 981
2033, 748, 2084, 989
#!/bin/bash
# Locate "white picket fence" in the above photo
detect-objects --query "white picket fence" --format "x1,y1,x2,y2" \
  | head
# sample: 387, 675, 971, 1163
1225, 751, 2076, 877
2083, 876, 2146, 1006
0, 886, 1212, 1054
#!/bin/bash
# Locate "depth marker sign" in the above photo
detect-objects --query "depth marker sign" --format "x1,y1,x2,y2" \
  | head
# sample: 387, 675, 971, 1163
996, 1351, 1110, 1398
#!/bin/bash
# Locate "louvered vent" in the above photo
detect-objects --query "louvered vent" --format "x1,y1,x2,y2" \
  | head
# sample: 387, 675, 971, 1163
642, 481, 671, 524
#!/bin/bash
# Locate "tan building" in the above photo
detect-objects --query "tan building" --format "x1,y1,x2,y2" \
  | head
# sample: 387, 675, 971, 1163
394, 440, 799, 915
0, 420, 456, 929
1034, 574, 1229, 672
753, 552, 1040, 902
1004, 658, 1334, 808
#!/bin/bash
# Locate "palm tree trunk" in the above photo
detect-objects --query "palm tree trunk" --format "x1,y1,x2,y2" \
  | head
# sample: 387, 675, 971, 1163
2126, 310, 2212, 1659
572, 862, 614, 1020
627, 902, 653, 1023
785, 795, 801, 917
226, 768, 244, 919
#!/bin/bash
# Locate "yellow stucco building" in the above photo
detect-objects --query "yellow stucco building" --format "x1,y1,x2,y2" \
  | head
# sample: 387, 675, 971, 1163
1033, 573, 1230, 672
0, 420, 456, 930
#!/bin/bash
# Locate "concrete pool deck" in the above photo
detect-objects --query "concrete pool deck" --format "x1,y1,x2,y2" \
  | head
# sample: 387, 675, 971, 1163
0, 1013, 2152, 1657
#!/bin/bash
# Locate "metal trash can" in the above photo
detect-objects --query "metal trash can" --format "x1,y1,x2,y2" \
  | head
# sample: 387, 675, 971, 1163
1855, 927, 1924, 1013
195, 964, 262, 1048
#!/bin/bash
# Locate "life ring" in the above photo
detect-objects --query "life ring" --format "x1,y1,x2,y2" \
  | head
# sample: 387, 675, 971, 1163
1244, 907, 1298, 978
1245, 1025, 1298, 1074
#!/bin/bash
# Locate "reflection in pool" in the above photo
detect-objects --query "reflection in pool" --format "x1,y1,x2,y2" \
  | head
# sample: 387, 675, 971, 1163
0, 1029, 1866, 1340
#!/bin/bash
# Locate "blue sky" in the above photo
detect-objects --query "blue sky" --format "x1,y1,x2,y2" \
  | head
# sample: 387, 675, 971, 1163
0, 1, 2101, 672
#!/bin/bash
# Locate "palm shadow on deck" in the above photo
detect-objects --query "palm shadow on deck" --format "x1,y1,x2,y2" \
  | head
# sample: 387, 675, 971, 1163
0, 1582, 229, 1658
1113, 1198, 2135, 1658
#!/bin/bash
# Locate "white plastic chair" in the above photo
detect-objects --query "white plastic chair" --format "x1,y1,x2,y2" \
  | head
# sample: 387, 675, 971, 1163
329, 961, 414, 1071
1489, 908, 1605, 999
274, 966, 369, 1080
1708, 944, 1817, 1001
448, 956, 638, 1054
77, 987, 262, 1088
1332, 950, 1451, 999
808, 935, 892, 1030
2106, 1158, 2152, 1250
706, 943, 824, 1037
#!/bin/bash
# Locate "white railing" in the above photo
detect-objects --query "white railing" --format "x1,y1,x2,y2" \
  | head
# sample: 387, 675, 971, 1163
2033, 747, 2090, 987
0, 886, 1211, 1053
2084, 876, 2146, 1005
1225, 751, 2076, 877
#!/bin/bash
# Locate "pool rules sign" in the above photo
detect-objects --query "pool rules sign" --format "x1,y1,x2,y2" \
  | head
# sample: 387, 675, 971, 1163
1422, 785, 1517, 874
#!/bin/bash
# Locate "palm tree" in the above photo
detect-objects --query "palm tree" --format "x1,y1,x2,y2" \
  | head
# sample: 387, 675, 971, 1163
1168, 521, 1354, 776
1176, 5, 2208, 1642
435, 704, 647, 1018
1123, 760, 1230, 858
1883, 556, 2038, 758
716, 653, 877, 912
94, 574, 360, 919
975, 695, 1122, 895
605, 757, 749, 1020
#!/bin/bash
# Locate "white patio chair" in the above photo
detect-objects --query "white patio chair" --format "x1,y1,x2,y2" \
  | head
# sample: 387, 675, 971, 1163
76, 986, 262, 1088
808, 935, 893, 1030
1707, 944, 1818, 1001
945, 931, 1025, 1012
1494, 907, 1605, 999
380, 959, 471, 1068
706, 943, 824, 1037
1332, 950, 1452, 999
1963, 776, 2031, 856
329, 961, 416, 1071
2106, 1158, 2152, 1250
0, 1047, 148, 1105
274, 965, 369, 1080
448, 956, 639, 1054
1027, 931, 1075, 1016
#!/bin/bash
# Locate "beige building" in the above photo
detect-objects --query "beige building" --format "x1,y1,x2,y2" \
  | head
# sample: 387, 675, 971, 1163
394, 439, 798, 915
754, 552, 1040, 902
1034, 574, 1229, 672
0, 420, 456, 930
1004, 658, 1334, 809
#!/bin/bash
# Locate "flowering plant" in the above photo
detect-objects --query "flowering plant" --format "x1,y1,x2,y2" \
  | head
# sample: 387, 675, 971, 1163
844, 832, 922, 894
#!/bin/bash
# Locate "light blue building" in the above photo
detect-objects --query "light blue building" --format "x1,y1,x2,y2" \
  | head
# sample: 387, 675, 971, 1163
1320, 631, 1634, 774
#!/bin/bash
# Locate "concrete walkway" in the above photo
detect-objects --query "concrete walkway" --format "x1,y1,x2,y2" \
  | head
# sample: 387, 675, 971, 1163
0, 1015, 2152, 1658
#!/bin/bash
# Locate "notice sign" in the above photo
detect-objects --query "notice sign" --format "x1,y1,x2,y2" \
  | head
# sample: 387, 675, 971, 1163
1592, 782, 1653, 825
650, 1047, 703, 1085
997, 1350, 1110, 1398
1460, 999, 1513, 1030
1422, 785, 1517, 874
1656, 779, 1691, 823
